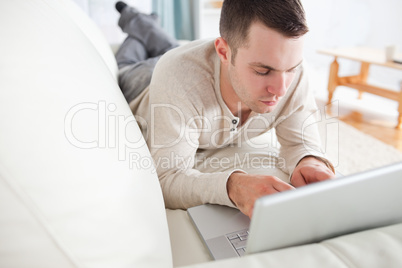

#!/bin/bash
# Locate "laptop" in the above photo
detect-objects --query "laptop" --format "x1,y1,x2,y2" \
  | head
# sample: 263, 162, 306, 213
187, 162, 402, 260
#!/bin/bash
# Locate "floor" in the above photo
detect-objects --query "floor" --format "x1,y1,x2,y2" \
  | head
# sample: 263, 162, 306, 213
315, 87, 402, 153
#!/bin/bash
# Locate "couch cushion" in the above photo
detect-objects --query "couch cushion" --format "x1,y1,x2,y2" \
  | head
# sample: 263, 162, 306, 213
0, 0, 171, 267
171, 209, 402, 268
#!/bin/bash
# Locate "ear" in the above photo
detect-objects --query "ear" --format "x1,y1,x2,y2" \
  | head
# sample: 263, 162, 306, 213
214, 37, 231, 64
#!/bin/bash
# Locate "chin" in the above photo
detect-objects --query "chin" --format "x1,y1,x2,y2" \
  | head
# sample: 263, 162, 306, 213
263, 107, 276, 114
261, 104, 277, 114
252, 106, 275, 114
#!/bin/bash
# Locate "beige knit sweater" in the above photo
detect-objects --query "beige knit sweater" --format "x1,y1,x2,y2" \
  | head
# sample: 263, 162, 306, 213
130, 39, 324, 209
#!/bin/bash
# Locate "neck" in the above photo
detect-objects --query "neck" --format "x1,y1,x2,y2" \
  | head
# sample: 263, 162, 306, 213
219, 64, 251, 123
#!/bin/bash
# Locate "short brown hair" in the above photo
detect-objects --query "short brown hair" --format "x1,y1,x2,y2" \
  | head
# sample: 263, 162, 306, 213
219, 0, 309, 59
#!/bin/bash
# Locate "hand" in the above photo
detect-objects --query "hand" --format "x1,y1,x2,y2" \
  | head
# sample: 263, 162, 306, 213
290, 156, 335, 187
227, 172, 295, 218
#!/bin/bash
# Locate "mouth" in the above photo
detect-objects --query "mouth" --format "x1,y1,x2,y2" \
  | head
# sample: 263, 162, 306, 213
260, 100, 277, 106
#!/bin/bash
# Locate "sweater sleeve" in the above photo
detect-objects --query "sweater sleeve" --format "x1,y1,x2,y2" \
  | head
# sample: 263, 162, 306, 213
147, 93, 236, 209
275, 67, 329, 175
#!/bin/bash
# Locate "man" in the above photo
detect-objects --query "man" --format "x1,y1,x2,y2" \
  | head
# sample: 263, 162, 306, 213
115, 0, 335, 218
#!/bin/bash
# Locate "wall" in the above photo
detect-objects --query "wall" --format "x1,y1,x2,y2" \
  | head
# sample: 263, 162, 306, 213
302, 0, 402, 91
73, 0, 402, 91
72, 0, 152, 45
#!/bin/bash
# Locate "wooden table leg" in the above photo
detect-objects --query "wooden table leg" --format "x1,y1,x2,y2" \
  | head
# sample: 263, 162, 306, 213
358, 62, 370, 100
398, 81, 402, 130
327, 58, 339, 104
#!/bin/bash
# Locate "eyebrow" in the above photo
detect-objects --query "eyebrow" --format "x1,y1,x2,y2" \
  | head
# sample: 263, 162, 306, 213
249, 60, 303, 72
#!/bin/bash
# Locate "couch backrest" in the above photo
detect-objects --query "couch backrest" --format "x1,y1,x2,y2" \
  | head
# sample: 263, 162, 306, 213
0, 0, 172, 267
57, 0, 119, 79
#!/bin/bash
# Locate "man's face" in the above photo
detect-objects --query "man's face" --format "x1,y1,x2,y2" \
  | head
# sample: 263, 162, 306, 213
226, 22, 304, 114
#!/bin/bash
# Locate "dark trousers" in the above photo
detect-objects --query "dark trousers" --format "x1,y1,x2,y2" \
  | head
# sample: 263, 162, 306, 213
116, 6, 179, 103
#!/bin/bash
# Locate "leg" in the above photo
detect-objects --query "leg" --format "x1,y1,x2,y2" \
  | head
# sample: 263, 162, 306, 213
327, 58, 339, 104
358, 62, 370, 100
115, 36, 148, 69
118, 57, 159, 103
116, 35, 157, 102
115, 3, 179, 103
118, 6, 179, 59
397, 82, 402, 130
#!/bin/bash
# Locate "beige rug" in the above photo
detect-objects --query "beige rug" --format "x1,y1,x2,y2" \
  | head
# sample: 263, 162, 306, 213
321, 120, 402, 175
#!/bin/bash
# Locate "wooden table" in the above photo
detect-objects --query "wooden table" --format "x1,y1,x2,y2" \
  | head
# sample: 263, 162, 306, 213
318, 47, 402, 129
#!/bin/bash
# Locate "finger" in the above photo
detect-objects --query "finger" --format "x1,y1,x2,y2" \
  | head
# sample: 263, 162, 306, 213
272, 178, 295, 192
315, 169, 336, 182
239, 201, 254, 219
248, 206, 254, 219
290, 171, 307, 187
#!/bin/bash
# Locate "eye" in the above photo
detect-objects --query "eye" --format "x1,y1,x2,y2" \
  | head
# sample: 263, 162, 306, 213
254, 69, 270, 76
287, 66, 300, 73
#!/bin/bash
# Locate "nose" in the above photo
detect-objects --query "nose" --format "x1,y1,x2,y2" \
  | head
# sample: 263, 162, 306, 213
267, 72, 287, 97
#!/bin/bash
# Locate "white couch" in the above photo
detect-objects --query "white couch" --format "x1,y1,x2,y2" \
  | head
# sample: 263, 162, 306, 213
1, 0, 402, 267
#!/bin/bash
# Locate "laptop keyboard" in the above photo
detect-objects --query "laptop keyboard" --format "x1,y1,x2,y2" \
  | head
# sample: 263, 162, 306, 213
225, 229, 249, 256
